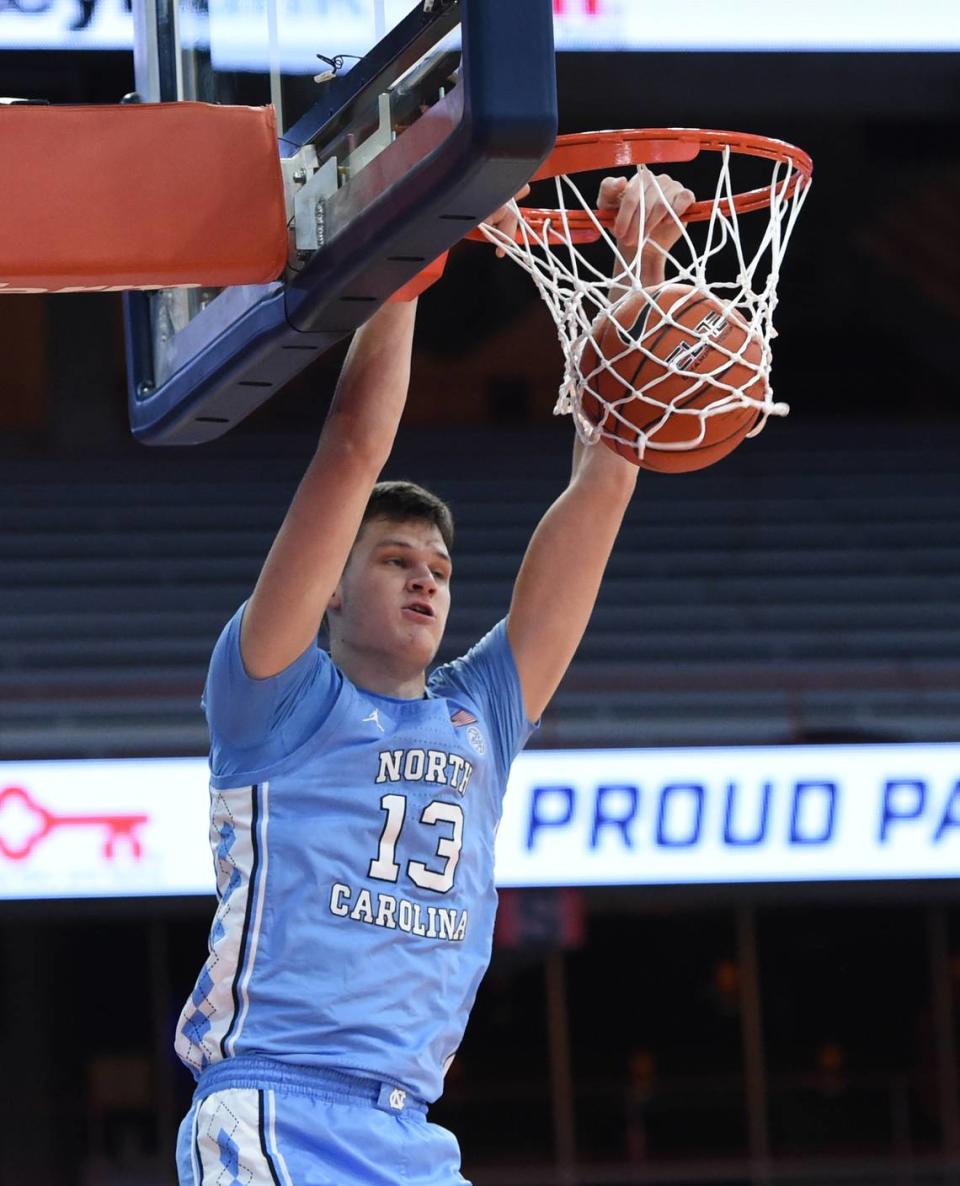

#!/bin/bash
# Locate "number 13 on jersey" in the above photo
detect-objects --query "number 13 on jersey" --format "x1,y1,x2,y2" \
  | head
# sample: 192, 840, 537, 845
368, 794, 464, 893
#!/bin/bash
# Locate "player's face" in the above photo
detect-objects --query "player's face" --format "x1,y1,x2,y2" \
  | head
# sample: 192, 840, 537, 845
331, 516, 452, 671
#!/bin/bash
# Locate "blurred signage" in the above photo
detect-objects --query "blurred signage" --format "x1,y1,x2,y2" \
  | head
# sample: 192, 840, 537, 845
0, 758, 211, 899
0, 744, 957, 899
1, 0, 957, 58
497, 743, 960, 887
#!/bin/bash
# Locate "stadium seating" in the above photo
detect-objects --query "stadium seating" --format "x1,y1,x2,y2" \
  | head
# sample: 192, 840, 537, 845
2, 422, 958, 757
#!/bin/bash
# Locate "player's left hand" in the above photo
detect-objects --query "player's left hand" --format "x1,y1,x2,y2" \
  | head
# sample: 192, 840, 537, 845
598, 168, 694, 273
485, 184, 532, 257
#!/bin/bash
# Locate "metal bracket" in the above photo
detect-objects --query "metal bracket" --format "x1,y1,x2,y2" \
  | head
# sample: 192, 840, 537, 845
279, 144, 319, 223
292, 155, 339, 254
285, 89, 400, 260
341, 92, 394, 180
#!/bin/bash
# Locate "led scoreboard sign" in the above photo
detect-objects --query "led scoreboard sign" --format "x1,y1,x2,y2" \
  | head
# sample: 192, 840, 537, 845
0, 744, 957, 900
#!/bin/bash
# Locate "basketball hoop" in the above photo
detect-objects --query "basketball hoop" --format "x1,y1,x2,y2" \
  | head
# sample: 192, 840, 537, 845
468, 128, 813, 469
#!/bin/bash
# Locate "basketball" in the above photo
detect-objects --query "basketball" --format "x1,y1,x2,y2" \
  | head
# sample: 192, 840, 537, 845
579, 283, 766, 473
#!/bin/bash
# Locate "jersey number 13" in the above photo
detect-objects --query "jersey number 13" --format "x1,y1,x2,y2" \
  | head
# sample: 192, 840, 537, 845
368, 794, 463, 894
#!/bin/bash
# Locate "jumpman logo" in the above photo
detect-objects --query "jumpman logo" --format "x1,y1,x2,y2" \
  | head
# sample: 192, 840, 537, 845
362, 709, 385, 733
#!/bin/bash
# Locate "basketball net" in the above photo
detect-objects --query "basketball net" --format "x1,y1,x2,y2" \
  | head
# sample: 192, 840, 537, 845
477, 143, 811, 462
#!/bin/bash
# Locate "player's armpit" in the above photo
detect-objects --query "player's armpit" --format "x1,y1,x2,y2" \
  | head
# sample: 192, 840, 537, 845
506, 440, 638, 723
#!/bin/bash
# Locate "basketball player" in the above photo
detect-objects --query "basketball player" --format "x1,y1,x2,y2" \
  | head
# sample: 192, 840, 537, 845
175, 168, 694, 1186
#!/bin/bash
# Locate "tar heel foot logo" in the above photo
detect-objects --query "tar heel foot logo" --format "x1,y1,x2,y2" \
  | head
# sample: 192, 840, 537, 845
466, 725, 485, 756
362, 708, 385, 733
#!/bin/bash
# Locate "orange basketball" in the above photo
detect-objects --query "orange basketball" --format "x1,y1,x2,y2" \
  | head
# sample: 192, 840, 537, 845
579, 284, 766, 473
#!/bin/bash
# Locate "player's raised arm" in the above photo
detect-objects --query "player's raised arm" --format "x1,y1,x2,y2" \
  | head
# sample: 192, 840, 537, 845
506, 170, 694, 722
240, 300, 418, 680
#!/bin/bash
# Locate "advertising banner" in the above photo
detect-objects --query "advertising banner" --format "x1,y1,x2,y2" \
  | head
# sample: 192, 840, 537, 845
0, 744, 957, 899
496, 744, 960, 887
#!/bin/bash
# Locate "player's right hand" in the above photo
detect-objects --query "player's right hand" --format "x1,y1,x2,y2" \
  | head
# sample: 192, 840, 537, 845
598, 168, 694, 254
598, 168, 695, 285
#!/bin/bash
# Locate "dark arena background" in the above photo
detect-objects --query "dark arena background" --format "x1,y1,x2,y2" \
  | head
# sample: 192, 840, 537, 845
1, 3, 959, 1184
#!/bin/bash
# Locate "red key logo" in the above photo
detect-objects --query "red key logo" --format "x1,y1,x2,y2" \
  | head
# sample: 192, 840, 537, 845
0, 785, 149, 862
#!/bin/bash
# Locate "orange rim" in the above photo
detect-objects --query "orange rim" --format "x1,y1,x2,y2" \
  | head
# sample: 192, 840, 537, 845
467, 127, 813, 243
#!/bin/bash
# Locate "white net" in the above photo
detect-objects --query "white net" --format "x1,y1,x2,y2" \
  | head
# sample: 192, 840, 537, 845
477, 140, 811, 465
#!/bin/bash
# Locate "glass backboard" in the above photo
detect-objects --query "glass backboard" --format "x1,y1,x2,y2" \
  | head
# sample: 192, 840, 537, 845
126, 0, 557, 444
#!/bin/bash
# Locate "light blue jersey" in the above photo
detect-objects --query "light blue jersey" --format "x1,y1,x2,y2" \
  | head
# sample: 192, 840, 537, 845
176, 604, 535, 1105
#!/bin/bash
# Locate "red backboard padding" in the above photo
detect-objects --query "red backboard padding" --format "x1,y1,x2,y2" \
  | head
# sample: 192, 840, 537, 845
0, 102, 288, 293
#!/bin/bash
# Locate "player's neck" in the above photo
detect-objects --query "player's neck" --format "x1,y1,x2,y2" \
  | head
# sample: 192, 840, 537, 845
331, 641, 427, 700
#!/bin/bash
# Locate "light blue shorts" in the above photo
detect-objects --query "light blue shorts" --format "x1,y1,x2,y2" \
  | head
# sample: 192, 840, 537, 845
176, 1056, 470, 1186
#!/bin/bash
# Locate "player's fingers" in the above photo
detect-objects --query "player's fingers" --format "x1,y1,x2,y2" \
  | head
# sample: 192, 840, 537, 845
657, 174, 694, 213
613, 172, 643, 244
602, 169, 694, 249
495, 208, 520, 235
493, 213, 517, 258
643, 186, 696, 261
622, 167, 675, 246
642, 173, 679, 232
486, 198, 516, 237
654, 181, 695, 235
489, 179, 530, 229
598, 175, 628, 212
487, 197, 527, 258
641, 176, 695, 251
671, 186, 696, 219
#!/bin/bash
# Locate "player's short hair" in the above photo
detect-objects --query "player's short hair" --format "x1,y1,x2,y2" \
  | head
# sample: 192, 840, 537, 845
358, 480, 454, 552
